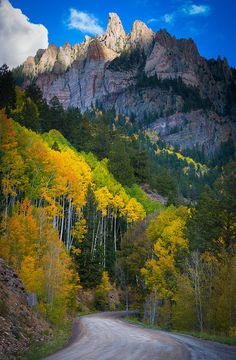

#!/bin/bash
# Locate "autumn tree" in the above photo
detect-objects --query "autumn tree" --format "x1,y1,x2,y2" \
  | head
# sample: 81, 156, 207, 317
94, 271, 113, 310
141, 206, 189, 325
0, 204, 78, 324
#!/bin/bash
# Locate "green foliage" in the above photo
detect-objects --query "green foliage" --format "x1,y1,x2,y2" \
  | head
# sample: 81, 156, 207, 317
125, 184, 163, 214
151, 168, 177, 204
122, 171, 236, 336
23, 320, 73, 360
43, 129, 72, 150
108, 48, 146, 71
0, 56, 235, 348
51, 141, 61, 152
118, 217, 152, 286
173, 251, 236, 335
0, 112, 146, 307
212, 139, 235, 166
187, 163, 236, 252
94, 271, 113, 310
0, 74, 220, 204
0, 64, 16, 112
108, 139, 136, 186
12, 65, 26, 86
12, 96, 40, 132
172, 274, 196, 330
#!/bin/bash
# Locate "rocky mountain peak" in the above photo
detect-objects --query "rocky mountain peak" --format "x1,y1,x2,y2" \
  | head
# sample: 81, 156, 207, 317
155, 30, 200, 63
99, 12, 126, 52
62, 42, 70, 49
155, 29, 173, 46
130, 20, 154, 54
18, 12, 236, 157
107, 12, 126, 35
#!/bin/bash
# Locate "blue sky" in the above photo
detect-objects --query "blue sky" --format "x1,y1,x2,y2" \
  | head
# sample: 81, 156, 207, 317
3, 0, 236, 67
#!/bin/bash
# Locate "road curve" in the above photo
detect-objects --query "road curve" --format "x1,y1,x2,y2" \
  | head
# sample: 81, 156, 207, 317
44, 312, 236, 360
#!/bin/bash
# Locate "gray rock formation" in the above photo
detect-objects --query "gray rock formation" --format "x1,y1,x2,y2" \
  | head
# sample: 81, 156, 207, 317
130, 20, 154, 55
149, 110, 235, 157
19, 13, 236, 156
145, 30, 200, 87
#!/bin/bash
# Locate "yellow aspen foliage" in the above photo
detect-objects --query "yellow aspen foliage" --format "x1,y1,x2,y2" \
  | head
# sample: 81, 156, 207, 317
0, 114, 148, 322
97, 271, 113, 293
111, 193, 126, 215
1, 149, 28, 197
0, 202, 38, 270
61, 149, 92, 208
0, 113, 28, 203
95, 271, 113, 310
48, 149, 92, 211
70, 218, 87, 256
0, 205, 79, 324
141, 206, 188, 299
94, 187, 113, 216
40, 231, 78, 322
20, 255, 44, 295
0, 110, 18, 150
125, 198, 146, 223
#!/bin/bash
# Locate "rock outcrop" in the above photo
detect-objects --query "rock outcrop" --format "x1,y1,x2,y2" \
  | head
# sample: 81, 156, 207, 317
18, 13, 236, 156
130, 20, 154, 54
149, 110, 235, 157
0, 258, 52, 359
99, 13, 126, 52
145, 30, 200, 87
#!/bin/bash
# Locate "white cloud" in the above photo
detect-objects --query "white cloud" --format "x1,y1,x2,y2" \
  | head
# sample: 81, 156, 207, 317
67, 8, 104, 35
182, 4, 210, 16
162, 13, 175, 24
147, 18, 158, 24
0, 0, 48, 69
148, 13, 175, 25
147, 2, 210, 28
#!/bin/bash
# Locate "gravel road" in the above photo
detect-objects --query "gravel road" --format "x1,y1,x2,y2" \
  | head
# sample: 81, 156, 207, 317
44, 312, 236, 360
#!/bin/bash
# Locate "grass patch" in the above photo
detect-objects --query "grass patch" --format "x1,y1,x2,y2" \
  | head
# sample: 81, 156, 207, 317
23, 311, 97, 359
125, 316, 160, 329
23, 320, 73, 360
124, 316, 236, 346
78, 309, 97, 316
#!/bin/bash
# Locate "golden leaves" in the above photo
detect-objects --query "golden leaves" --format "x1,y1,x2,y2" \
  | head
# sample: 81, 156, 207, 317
141, 206, 189, 299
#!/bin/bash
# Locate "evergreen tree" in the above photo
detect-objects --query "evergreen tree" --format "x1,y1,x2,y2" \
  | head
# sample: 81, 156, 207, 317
0, 64, 16, 112
108, 139, 135, 186
48, 96, 65, 131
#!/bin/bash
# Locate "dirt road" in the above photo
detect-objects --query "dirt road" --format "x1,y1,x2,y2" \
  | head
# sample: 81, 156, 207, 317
44, 313, 236, 360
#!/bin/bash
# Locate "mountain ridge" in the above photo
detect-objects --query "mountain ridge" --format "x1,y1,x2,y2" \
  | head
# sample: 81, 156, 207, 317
16, 12, 236, 157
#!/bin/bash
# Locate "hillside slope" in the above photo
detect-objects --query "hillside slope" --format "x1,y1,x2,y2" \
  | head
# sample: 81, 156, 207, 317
0, 258, 52, 359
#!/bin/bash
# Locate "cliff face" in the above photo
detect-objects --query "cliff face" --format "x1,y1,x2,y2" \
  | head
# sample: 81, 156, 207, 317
149, 110, 235, 157
20, 13, 236, 156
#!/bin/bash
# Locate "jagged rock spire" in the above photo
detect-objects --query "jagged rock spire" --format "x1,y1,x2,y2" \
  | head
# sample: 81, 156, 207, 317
130, 20, 154, 54
99, 13, 126, 52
